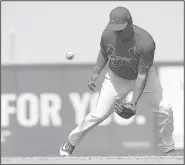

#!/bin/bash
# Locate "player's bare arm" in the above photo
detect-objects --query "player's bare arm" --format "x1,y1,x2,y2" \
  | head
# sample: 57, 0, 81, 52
131, 42, 155, 106
88, 39, 108, 91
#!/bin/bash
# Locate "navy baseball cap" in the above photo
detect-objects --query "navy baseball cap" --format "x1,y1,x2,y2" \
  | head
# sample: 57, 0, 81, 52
106, 6, 132, 31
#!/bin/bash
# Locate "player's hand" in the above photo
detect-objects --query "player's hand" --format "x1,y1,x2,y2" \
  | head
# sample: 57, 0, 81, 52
88, 73, 99, 91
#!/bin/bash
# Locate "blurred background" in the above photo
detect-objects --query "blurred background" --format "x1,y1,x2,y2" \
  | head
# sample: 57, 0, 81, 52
1, 1, 184, 156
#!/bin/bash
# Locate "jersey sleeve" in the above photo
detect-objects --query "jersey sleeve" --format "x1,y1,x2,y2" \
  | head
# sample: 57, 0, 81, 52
100, 34, 108, 56
138, 42, 155, 69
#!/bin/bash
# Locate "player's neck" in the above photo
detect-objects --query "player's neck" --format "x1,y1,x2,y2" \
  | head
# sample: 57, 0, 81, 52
119, 26, 134, 42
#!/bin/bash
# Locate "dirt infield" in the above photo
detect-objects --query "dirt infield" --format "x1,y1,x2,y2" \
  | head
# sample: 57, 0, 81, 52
1, 156, 184, 164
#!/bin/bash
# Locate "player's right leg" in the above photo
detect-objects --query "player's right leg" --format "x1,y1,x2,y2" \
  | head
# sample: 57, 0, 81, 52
129, 68, 175, 155
60, 69, 131, 156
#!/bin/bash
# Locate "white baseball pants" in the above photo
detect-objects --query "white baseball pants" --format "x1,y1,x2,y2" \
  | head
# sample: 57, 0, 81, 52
68, 67, 175, 153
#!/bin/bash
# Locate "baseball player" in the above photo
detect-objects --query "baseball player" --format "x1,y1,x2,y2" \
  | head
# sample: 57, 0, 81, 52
60, 6, 175, 156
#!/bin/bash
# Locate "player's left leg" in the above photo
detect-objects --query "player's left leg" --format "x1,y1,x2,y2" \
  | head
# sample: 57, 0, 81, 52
130, 67, 175, 155
60, 69, 131, 156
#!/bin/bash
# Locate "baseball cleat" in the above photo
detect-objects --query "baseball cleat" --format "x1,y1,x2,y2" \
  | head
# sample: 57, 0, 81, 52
60, 140, 75, 156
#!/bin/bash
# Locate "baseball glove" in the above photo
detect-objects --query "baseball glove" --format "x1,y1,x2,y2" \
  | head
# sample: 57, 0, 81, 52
114, 99, 136, 119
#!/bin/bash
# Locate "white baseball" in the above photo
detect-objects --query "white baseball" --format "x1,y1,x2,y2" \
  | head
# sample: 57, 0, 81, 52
65, 52, 75, 60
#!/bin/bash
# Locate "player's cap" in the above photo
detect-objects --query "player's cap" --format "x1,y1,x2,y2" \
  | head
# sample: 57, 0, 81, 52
106, 6, 132, 31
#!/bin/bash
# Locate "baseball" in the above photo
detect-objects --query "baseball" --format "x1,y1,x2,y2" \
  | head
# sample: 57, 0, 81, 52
65, 52, 75, 60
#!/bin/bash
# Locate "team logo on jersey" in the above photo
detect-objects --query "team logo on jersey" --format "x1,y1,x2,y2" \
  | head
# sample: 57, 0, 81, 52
128, 47, 139, 60
107, 45, 138, 69
107, 44, 116, 56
